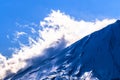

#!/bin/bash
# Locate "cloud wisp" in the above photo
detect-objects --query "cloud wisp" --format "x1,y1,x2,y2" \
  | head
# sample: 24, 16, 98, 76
0, 10, 116, 79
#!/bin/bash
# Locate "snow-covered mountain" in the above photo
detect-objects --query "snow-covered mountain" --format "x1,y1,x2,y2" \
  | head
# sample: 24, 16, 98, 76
5, 20, 120, 80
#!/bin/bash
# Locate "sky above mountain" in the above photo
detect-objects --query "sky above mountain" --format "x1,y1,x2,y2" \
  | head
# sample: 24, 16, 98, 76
0, 0, 119, 57
0, 0, 120, 79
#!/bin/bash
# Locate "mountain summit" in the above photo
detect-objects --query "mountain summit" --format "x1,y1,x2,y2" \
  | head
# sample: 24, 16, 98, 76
5, 20, 120, 80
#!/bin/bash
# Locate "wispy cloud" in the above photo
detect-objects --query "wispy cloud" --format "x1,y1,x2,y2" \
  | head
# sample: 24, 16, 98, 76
0, 10, 116, 79
15, 31, 27, 39
40, 10, 116, 45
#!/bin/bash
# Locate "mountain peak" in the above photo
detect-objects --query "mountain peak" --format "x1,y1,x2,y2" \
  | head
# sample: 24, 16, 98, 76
115, 20, 120, 23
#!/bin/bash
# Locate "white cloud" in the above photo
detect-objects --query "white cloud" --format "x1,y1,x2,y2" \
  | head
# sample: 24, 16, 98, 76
16, 22, 29, 28
0, 10, 116, 79
40, 10, 116, 46
31, 28, 36, 33
15, 31, 27, 39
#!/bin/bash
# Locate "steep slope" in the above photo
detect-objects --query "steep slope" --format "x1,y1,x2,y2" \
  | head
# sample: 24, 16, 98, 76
5, 20, 120, 80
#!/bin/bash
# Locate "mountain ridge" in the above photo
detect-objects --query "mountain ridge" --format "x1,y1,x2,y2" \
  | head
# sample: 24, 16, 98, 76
5, 20, 120, 80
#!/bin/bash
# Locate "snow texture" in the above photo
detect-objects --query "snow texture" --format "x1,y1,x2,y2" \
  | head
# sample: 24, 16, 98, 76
4, 20, 120, 80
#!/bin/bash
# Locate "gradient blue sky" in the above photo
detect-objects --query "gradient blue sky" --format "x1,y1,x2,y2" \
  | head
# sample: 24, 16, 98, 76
0, 0, 120, 57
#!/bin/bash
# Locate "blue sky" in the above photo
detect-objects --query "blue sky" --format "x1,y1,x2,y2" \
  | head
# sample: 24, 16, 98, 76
0, 1, 119, 78
0, 0, 120, 57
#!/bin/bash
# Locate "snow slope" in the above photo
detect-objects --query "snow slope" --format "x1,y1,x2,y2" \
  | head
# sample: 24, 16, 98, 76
5, 20, 120, 80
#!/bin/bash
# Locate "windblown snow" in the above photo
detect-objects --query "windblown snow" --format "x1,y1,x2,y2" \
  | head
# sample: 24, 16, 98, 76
0, 10, 117, 80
